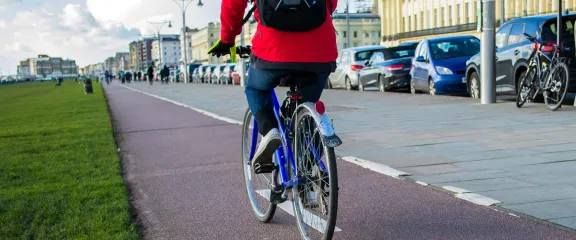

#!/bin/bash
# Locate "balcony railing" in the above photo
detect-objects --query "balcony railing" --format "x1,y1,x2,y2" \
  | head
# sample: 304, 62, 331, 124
385, 23, 477, 41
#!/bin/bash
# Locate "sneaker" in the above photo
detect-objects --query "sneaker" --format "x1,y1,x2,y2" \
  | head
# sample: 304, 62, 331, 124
252, 128, 282, 174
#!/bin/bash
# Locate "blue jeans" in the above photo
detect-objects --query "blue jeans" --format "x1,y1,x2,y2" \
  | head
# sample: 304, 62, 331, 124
244, 65, 329, 135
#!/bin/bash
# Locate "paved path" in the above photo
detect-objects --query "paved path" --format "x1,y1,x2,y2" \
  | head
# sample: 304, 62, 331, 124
105, 82, 576, 239
117, 81, 576, 230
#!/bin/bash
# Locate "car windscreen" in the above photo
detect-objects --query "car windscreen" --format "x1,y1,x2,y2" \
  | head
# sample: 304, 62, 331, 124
429, 37, 480, 60
218, 66, 226, 71
382, 46, 417, 60
228, 65, 236, 71
355, 49, 385, 61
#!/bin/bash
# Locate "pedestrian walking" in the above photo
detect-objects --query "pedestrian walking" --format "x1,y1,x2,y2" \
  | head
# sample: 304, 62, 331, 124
147, 66, 154, 86
126, 72, 132, 83
163, 65, 170, 84
137, 71, 142, 81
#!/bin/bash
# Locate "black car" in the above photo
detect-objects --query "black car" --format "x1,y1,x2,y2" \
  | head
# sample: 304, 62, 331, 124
465, 13, 576, 98
358, 45, 417, 91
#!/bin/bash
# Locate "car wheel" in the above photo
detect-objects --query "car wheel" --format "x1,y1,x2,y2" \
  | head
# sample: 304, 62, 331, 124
325, 79, 332, 89
378, 75, 386, 92
345, 77, 352, 91
410, 78, 419, 94
469, 72, 480, 99
428, 78, 437, 95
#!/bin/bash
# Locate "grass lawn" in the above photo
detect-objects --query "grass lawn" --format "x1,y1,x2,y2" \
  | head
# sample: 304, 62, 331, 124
0, 81, 139, 239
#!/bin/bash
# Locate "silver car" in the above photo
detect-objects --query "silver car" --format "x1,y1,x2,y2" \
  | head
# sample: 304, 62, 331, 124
328, 46, 387, 90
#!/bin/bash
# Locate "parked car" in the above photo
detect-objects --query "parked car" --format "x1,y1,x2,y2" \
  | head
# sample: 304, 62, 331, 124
232, 62, 250, 85
327, 45, 387, 90
188, 63, 201, 82
211, 64, 227, 84
358, 44, 418, 91
410, 35, 480, 95
465, 13, 576, 98
220, 63, 236, 84
192, 68, 200, 83
202, 65, 216, 83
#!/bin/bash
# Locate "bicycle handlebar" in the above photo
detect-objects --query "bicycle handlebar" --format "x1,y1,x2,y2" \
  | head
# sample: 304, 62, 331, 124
236, 46, 252, 58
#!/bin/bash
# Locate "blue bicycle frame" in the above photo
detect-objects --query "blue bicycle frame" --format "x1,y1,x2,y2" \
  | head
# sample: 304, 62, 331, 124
247, 90, 328, 189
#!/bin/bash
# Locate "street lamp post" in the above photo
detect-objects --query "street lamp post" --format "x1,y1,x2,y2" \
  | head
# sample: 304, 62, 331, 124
172, 0, 203, 84
147, 20, 172, 69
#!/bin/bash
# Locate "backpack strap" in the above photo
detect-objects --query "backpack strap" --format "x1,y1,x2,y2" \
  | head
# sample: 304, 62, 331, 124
241, 5, 256, 26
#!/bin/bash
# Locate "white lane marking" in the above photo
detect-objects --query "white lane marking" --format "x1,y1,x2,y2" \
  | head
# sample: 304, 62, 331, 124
415, 181, 429, 186
341, 156, 410, 178
442, 186, 471, 194
255, 189, 342, 233
455, 193, 501, 206
119, 84, 243, 125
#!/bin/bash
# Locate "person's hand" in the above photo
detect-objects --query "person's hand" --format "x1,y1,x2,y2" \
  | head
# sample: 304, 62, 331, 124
207, 40, 235, 57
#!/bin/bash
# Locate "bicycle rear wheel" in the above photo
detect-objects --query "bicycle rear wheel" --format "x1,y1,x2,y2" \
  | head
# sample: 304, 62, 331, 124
516, 68, 535, 108
291, 107, 338, 240
544, 61, 569, 111
241, 108, 277, 222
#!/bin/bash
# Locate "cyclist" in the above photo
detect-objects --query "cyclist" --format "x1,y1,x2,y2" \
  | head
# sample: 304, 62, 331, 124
209, 0, 338, 174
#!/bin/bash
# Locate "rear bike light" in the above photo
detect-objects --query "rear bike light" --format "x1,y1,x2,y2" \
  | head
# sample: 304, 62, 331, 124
315, 101, 326, 115
387, 64, 404, 71
351, 64, 364, 71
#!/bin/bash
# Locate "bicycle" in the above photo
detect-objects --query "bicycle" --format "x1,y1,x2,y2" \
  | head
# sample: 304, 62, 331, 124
516, 33, 570, 111
237, 46, 342, 240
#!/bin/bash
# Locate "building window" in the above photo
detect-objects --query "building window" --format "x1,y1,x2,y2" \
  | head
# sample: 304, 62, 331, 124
354, 31, 357, 38
372, 31, 376, 38
210, 33, 214, 38
343, 31, 347, 37
344, 43, 348, 48
353, 43, 358, 47
457, 4, 461, 24
365, 32, 369, 37
448, 6, 452, 24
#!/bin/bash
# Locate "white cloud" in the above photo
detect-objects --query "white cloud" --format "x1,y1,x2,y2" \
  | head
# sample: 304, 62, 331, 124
0, 3, 141, 71
4, 42, 33, 53
0, 0, 225, 72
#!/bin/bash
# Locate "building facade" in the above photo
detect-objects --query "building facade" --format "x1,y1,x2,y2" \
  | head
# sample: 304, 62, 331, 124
377, 0, 576, 46
333, 13, 382, 49
151, 34, 181, 68
21, 55, 77, 77
190, 22, 221, 64
115, 52, 129, 71
129, 41, 139, 71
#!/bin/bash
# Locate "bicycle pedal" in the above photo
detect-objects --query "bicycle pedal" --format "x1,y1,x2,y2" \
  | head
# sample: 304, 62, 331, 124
269, 189, 287, 204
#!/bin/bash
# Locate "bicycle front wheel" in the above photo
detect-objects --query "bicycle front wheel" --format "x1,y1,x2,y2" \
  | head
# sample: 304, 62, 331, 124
291, 107, 339, 240
544, 61, 569, 111
241, 108, 277, 223
516, 68, 535, 108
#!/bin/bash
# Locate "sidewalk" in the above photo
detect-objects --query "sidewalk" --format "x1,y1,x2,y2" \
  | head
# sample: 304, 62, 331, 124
119, 82, 576, 230
104, 82, 576, 239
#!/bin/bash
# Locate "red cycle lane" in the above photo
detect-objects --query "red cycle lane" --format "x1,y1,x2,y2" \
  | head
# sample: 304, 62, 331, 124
104, 83, 576, 240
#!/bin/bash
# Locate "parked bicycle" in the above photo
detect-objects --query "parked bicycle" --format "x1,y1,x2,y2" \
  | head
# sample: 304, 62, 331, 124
516, 33, 570, 111
237, 46, 342, 240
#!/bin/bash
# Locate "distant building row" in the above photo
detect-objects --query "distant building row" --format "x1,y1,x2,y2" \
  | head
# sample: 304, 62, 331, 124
80, 52, 129, 76
17, 55, 78, 78
128, 34, 181, 72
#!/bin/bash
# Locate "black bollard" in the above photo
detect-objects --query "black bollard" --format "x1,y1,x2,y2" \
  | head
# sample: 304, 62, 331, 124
84, 79, 93, 94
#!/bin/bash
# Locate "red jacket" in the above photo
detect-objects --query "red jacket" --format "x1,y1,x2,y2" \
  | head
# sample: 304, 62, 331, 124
220, 0, 338, 63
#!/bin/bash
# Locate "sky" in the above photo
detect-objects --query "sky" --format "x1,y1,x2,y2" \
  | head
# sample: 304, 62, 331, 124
0, 0, 362, 75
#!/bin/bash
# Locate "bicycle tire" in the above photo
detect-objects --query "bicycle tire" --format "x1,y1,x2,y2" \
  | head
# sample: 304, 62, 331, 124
516, 69, 534, 108
544, 61, 569, 111
241, 108, 277, 223
291, 107, 338, 240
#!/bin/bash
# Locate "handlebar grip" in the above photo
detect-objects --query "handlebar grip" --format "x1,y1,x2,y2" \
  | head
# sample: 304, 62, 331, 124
236, 46, 252, 58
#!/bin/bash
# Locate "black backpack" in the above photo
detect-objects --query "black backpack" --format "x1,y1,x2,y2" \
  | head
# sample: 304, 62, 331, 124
243, 0, 332, 32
